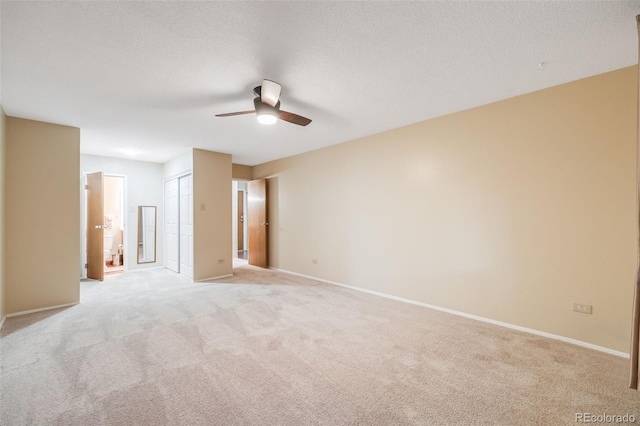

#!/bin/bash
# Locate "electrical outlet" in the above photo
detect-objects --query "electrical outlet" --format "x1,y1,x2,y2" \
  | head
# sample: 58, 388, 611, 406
572, 302, 592, 314
218, 259, 224, 264
312, 259, 318, 264
200, 203, 206, 211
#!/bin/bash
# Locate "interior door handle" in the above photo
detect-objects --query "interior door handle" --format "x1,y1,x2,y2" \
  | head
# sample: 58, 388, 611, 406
95, 225, 104, 229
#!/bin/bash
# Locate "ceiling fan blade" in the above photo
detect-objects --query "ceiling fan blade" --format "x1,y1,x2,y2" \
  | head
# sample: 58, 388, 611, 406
261, 80, 281, 107
278, 110, 312, 126
215, 110, 255, 117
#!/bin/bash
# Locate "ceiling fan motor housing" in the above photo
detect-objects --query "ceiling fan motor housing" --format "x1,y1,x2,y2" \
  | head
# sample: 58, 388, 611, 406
253, 96, 280, 114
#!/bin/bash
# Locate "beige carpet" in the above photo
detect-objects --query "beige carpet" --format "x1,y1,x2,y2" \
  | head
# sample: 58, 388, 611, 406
1, 263, 638, 425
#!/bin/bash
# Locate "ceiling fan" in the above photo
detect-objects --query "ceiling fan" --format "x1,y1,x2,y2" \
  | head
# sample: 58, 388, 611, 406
215, 79, 312, 126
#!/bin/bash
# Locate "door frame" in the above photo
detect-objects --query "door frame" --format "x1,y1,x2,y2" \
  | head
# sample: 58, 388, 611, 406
237, 189, 245, 251
80, 172, 128, 279
248, 178, 268, 268
237, 187, 248, 254
232, 180, 250, 259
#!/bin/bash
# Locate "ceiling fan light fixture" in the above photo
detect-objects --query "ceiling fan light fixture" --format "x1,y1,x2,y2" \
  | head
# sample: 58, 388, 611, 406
216, 81, 311, 126
254, 96, 278, 125
256, 110, 278, 125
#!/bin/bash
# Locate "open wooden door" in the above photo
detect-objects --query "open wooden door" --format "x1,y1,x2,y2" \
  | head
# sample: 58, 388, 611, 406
86, 172, 105, 281
248, 179, 268, 268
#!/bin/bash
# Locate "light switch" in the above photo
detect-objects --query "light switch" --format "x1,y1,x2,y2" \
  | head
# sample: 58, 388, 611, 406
200, 203, 206, 211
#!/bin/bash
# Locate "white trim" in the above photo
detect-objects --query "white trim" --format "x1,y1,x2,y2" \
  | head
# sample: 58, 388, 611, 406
269, 267, 630, 359
6, 302, 78, 318
196, 273, 233, 282
0, 315, 6, 331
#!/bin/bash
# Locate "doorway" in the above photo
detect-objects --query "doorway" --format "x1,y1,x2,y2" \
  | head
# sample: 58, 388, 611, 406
103, 176, 125, 274
82, 172, 127, 280
234, 181, 248, 260
232, 179, 268, 268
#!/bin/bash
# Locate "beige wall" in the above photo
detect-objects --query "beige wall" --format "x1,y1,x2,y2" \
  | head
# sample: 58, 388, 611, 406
232, 164, 252, 180
0, 107, 6, 317
5, 117, 80, 314
192, 149, 232, 280
253, 66, 637, 353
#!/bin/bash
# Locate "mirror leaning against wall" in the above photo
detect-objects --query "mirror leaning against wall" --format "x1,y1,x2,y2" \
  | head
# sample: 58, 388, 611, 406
137, 206, 157, 264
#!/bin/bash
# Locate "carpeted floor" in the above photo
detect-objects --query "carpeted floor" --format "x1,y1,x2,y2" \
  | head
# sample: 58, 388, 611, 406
1, 263, 638, 425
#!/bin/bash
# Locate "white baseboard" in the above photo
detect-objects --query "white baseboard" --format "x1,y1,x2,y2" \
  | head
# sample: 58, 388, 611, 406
197, 273, 233, 282
269, 267, 629, 359
0, 315, 6, 331
127, 266, 165, 273
6, 302, 78, 318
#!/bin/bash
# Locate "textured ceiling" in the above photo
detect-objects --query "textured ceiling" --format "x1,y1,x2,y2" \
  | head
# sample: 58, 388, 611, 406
2, 1, 639, 165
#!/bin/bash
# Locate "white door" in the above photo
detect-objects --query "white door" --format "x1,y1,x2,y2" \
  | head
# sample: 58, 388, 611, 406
179, 175, 194, 278
164, 179, 179, 272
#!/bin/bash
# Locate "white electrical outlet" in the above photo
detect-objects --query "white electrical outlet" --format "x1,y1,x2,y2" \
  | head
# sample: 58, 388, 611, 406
572, 302, 592, 314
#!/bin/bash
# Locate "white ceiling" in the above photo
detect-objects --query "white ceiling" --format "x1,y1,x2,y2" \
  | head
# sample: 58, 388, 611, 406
2, 1, 639, 166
